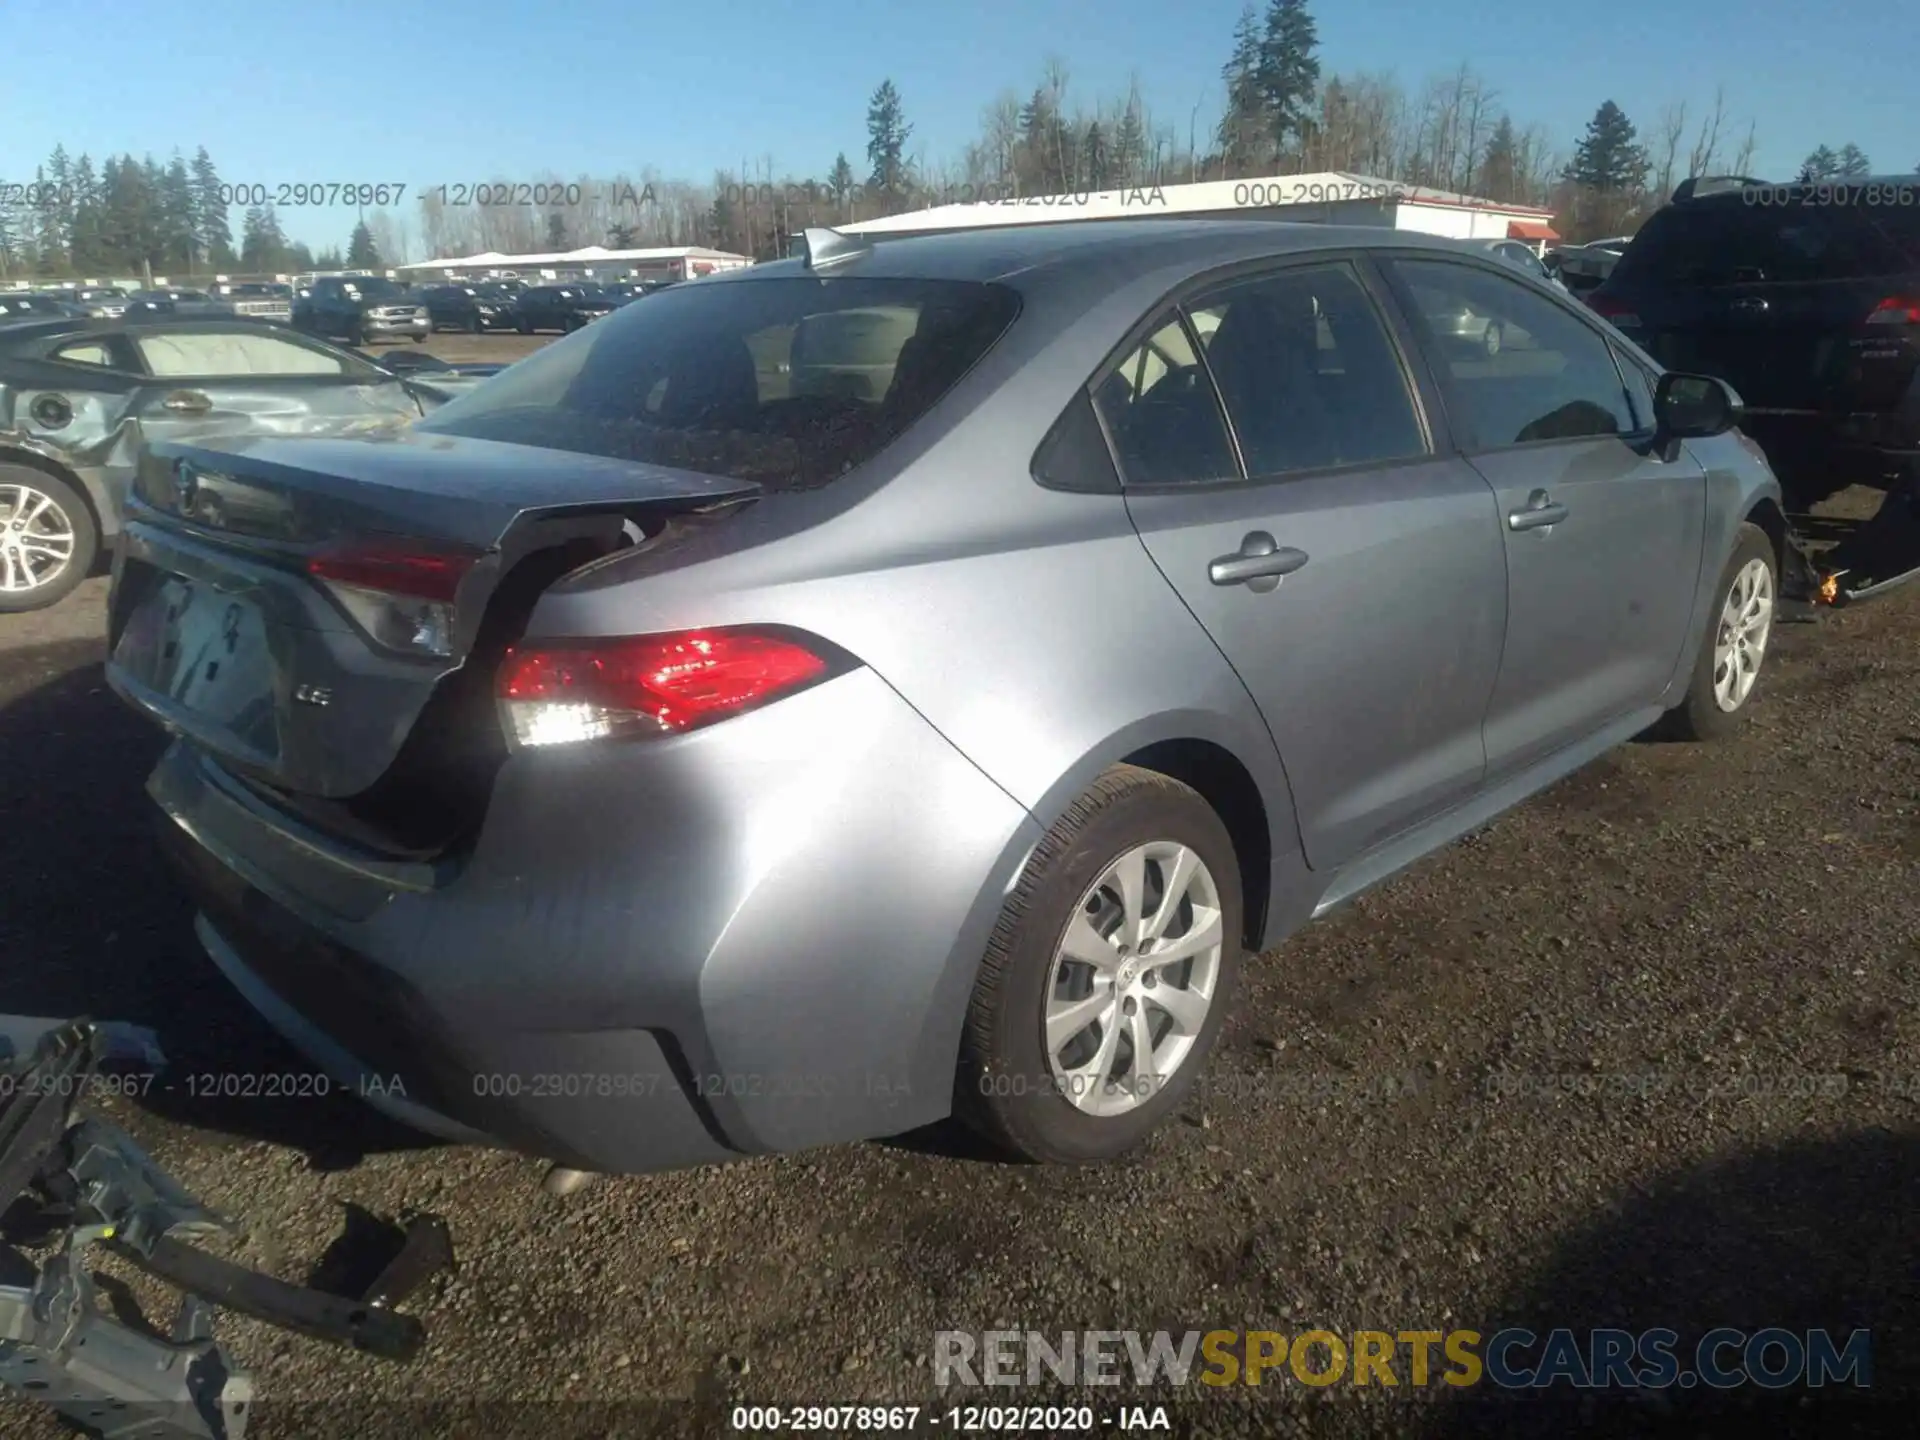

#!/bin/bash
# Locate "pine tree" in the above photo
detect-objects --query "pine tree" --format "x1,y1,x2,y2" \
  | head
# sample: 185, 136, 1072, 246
1477, 115, 1520, 202
162, 154, 197, 272
545, 211, 569, 250
1256, 0, 1321, 160
1564, 101, 1649, 192
1018, 87, 1065, 192
190, 147, 232, 268
345, 219, 381, 269
68, 156, 104, 274
1113, 93, 1147, 186
33, 163, 66, 273
241, 207, 291, 272
1080, 122, 1111, 190
1797, 145, 1839, 182
827, 152, 856, 209
1834, 143, 1871, 177
1217, 5, 1269, 174
607, 221, 638, 247
865, 79, 913, 196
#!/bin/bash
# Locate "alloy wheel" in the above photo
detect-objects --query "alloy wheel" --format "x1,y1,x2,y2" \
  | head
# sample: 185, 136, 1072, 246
1712, 556, 1774, 712
0, 482, 77, 595
1042, 841, 1225, 1118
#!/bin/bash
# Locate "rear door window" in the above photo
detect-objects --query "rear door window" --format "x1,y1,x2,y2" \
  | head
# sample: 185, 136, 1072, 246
132, 329, 370, 377
417, 276, 1022, 488
1093, 315, 1239, 486
1185, 262, 1427, 478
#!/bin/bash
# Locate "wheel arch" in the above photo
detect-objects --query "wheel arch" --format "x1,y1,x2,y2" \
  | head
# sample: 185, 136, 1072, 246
0, 444, 108, 551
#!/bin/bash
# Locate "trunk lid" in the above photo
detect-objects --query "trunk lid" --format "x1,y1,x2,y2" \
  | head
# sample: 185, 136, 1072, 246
106, 429, 759, 799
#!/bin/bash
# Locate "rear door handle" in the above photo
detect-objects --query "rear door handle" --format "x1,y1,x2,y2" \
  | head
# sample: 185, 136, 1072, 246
1209, 532, 1309, 591
1508, 490, 1568, 531
162, 390, 213, 415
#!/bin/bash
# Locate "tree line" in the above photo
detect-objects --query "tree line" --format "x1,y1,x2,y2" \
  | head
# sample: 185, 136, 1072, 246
5, 0, 1909, 279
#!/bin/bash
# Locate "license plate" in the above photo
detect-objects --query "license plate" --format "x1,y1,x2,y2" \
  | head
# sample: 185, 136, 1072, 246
114, 576, 275, 731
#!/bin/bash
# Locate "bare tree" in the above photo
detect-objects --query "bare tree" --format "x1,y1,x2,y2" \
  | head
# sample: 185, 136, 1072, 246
1687, 87, 1727, 178
1731, 121, 1759, 177
1654, 101, 1687, 198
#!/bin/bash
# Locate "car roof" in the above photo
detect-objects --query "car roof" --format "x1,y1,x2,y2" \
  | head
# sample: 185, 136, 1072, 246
0, 314, 330, 345
712, 217, 1494, 288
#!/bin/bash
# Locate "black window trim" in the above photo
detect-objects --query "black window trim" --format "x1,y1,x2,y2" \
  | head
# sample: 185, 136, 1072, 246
1374, 250, 1652, 458
46, 331, 142, 376
1081, 250, 1446, 497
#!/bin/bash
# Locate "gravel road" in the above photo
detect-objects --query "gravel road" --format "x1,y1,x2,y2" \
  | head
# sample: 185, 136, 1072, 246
0, 486, 1914, 1439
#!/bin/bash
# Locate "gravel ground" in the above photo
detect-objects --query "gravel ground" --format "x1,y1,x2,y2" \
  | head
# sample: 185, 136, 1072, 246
0, 487, 1915, 1439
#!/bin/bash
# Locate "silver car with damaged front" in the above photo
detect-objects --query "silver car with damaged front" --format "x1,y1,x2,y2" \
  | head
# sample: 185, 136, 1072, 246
106, 220, 1788, 1177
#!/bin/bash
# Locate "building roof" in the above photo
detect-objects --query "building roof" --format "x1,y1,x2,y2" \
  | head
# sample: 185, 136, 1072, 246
840, 170, 1555, 237
398, 245, 749, 270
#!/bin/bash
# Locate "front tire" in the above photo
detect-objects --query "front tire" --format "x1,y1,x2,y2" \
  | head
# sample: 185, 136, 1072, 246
957, 765, 1243, 1164
0, 466, 97, 613
1655, 522, 1777, 742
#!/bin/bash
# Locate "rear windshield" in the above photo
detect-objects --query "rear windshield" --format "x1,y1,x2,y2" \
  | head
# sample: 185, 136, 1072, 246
416, 276, 1022, 489
1614, 193, 1920, 285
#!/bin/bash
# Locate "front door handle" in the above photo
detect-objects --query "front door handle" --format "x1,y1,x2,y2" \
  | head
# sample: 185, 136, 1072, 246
1209, 532, 1309, 591
1508, 490, 1569, 532
162, 390, 213, 415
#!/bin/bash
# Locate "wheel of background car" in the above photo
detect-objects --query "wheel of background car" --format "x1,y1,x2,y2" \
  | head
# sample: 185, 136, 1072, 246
0, 464, 96, 613
345, 319, 365, 346
1653, 523, 1776, 743
956, 764, 1244, 1164
516, 315, 532, 335
1483, 321, 1504, 358
471, 312, 486, 334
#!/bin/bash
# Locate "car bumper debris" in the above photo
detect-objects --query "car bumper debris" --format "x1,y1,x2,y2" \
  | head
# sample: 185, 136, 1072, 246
0, 1021, 452, 1439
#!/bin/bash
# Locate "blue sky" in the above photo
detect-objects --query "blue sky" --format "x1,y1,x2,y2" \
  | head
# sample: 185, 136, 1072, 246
2, 0, 1913, 254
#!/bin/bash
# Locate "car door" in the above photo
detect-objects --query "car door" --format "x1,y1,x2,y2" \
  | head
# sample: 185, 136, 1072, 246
121, 326, 423, 482
1110, 258, 1509, 873
1379, 256, 1707, 780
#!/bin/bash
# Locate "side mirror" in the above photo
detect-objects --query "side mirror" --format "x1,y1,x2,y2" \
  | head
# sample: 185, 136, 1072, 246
1654, 372, 1742, 440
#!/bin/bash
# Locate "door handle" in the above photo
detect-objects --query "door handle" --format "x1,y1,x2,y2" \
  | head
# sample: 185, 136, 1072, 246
1209, 532, 1309, 591
1729, 297, 1769, 313
1508, 490, 1569, 532
162, 390, 213, 414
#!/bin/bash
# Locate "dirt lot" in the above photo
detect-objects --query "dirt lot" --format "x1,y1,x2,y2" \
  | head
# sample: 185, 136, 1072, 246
1, 489, 1916, 1438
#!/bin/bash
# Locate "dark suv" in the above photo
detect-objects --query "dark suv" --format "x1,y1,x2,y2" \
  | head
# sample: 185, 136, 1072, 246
292, 275, 431, 346
1589, 178, 1920, 509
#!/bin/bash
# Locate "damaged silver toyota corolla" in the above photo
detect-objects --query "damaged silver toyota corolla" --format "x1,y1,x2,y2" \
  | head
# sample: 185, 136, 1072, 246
108, 220, 1790, 1187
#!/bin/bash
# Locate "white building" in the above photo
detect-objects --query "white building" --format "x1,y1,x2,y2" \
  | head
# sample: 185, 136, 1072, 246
398, 244, 753, 284
840, 171, 1561, 251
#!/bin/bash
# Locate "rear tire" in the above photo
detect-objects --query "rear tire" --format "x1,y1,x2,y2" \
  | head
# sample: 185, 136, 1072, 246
956, 765, 1243, 1164
0, 466, 97, 613
1654, 522, 1777, 742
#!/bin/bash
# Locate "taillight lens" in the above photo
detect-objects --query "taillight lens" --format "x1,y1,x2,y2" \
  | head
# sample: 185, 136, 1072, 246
1586, 293, 1641, 327
495, 627, 843, 748
307, 540, 481, 657
1866, 295, 1920, 326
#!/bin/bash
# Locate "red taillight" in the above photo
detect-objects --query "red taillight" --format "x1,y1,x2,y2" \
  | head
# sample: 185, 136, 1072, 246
306, 540, 482, 657
1866, 295, 1920, 326
307, 541, 479, 603
495, 628, 841, 747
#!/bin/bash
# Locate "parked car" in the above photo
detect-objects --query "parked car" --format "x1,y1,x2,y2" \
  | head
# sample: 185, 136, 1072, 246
1589, 176, 1920, 512
0, 293, 80, 322
1545, 244, 1622, 297
510, 284, 616, 333
106, 220, 1786, 1179
292, 275, 431, 346
208, 282, 293, 323
1462, 237, 1571, 294
53, 287, 132, 318
0, 315, 446, 611
124, 288, 233, 319
419, 284, 519, 333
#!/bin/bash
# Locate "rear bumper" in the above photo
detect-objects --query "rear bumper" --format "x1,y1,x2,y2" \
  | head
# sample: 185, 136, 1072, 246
1741, 408, 1920, 486
145, 666, 1039, 1174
